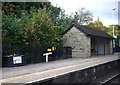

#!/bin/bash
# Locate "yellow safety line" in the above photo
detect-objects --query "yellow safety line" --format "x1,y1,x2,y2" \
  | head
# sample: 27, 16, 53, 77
0, 56, 116, 76
0, 57, 115, 83
0, 58, 98, 76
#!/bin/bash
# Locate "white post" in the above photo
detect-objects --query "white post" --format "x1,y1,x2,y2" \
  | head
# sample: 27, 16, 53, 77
43, 52, 52, 62
46, 55, 48, 62
119, 39, 120, 47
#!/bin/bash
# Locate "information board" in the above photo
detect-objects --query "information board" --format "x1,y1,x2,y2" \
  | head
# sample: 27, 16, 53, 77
13, 56, 22, 64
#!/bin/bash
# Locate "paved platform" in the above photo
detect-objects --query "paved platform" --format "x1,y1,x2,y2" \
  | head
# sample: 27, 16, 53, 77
0, 53, 119, 84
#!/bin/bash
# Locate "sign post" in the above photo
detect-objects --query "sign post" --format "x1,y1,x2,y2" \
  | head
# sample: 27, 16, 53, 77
43, 52, 52, 62
119, 39, 120, 48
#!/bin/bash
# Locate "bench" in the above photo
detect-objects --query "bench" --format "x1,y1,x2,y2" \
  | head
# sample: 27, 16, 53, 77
91, 49, 98, 55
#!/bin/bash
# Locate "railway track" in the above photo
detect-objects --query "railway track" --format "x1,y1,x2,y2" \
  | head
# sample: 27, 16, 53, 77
100, 73, 120, 85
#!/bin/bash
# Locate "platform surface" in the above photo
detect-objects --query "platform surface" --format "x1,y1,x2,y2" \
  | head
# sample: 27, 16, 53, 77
0, 53, 120, 84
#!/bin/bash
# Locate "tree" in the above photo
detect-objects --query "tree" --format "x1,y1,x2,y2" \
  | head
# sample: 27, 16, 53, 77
71, 8, 93, 25
87, 19, 120, 49
2, 12, 24, 46
107, 25, 120, 38
2, 2, 77, 46
87, 18, 108, 32
22, 7, 63, 46
2, 2, 64, 46
2, 2, 61, 19
54, 9, 71, 34
108, 25, 120, 48
47, 4, 61, 22
2, 2, 15, 15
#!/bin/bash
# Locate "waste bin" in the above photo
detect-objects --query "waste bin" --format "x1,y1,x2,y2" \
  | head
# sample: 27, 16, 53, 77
2, 55, 26, 67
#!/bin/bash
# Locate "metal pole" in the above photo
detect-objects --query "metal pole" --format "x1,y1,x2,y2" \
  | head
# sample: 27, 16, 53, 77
112, 8, 116, 54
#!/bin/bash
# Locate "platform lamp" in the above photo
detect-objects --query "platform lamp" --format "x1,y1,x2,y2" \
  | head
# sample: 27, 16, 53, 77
112, 8, 116, 54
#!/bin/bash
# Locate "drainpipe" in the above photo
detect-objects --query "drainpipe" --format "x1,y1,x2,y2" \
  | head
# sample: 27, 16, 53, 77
104, 39, 105, 55
97, 40, 99, 56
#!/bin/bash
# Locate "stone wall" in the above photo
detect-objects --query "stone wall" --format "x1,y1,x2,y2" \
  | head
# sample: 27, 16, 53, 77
63, 27, 91, 58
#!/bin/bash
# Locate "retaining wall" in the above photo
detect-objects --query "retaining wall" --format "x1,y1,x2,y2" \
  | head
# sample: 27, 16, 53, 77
27, 59, 120, 84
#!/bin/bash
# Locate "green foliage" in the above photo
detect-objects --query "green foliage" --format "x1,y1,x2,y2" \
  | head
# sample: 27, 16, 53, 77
47, 5, 61, 22
88, 20, 103, 28
87, 19, 108, 32
2, 8, 62, 46
25, 7, 60, 46
2, 12, 24, 46
2, 2, 65, 46
2, 2, 15, 15
87, 18, 120, 39
107, 25, 120, 38
2, 2, 61, 19
87, 19, 120, 47
5, 7, 64, 46
2, 2, 95, 47
54, 9, 71, 34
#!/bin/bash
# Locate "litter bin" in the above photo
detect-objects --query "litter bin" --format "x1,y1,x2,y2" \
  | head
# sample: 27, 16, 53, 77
2, 55, 26, 67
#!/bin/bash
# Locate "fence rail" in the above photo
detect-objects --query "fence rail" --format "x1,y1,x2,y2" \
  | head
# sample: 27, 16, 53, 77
2, 46, 72, 67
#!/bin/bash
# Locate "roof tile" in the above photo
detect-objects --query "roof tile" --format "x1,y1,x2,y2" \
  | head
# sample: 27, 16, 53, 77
62, 24, 113, 39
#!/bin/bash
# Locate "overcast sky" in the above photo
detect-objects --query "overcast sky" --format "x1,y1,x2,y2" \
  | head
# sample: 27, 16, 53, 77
50, 0, 119, 27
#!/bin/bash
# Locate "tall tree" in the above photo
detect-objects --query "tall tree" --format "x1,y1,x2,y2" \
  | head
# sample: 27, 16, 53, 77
2, 12, 24, 46
54, 9, 71, 34
2, 2, 63, 46
47, 4, 61, 22
2, 2, 15, 15
71, 8, 93, 25
107, 25, 120, 37
22, 7, 63, 46
2, 2, 61, 19
87, 18, 108, 32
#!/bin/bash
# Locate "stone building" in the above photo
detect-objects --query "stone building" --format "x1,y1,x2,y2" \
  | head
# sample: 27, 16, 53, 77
62, 24, 113, 58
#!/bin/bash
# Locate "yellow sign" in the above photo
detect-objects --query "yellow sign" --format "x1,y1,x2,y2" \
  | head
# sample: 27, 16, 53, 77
52, 47, 54, 51
47, 49, 51, 51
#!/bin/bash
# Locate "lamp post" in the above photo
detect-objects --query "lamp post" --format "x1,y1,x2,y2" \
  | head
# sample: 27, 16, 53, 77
112, 8, 116, 54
